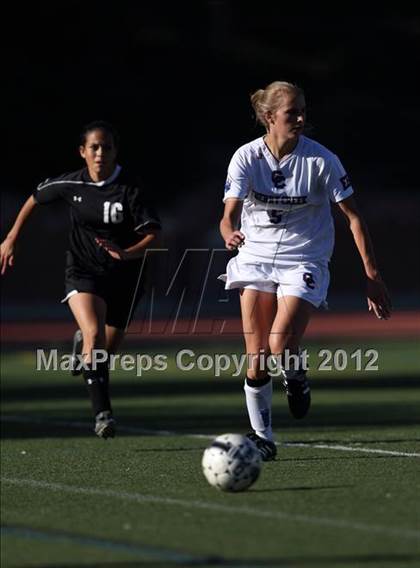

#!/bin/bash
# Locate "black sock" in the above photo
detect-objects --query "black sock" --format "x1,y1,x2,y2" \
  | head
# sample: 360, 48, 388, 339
246, 375, 271, 388
83, 362, 112, 417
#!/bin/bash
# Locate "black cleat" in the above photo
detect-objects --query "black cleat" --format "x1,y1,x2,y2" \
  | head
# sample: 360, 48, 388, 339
246, 432, 277, 461
94, 411, 116, 439
283, 373, 311, 419
70, 329, 83, 376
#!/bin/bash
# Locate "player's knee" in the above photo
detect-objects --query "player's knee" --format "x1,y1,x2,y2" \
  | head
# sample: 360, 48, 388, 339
246, 369, 269, 380
246, 349, 270, 380
269, 332, 299, 355
82, 326, 106, 350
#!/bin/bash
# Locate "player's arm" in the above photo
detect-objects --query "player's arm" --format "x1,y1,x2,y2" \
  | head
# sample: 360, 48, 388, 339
97, 185, 162, 260
336, 195, 391, 319
0, 195, 38, 274
95, 229, 161, 261
220, 198, 245, 250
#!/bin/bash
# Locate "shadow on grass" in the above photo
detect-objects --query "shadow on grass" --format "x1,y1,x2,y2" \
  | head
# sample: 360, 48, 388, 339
251, 484, 355, 492
16, 553, 420, 567
1, 374, 420, 440
1, 400, 420, 440
2, 376, 420, 403
6, 524, 420, 566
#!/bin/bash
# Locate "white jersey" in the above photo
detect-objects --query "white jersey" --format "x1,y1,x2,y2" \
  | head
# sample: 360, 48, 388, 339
223, 135, 354, 265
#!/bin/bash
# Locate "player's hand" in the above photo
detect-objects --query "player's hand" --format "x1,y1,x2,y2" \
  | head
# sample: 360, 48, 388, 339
0, 237, 16, 275
95, 238, 127, 261
366, 276, 391, 320
225, 230, 245, 251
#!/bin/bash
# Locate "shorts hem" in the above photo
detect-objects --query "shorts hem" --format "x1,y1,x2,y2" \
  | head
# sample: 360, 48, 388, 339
61, 290, 79, 303
219, 259, 329, 308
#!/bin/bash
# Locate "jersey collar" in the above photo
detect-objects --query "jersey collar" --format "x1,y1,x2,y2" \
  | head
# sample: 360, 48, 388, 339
260, 136, 303, 169
83, 164, 122, 186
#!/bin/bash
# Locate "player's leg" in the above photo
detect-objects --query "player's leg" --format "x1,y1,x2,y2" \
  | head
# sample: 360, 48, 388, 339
269, 295, 313, 419
70, 328, 83, 376
68, 293, 115, 438
68, 292, 107, 361
69, 320, 125, 375
240, 288, 276, 379
240, 288, 278, 460
103, 259, 145, 355
105, 325, 126, 355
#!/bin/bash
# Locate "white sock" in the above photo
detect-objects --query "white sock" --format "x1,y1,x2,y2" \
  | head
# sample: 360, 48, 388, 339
244, 378, 273, 441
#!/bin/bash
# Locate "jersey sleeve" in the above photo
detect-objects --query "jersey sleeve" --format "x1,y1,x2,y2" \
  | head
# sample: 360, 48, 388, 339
127, 186, 161, 232
34, 178, 65, 204
322, 154, 354, 203
223, 148, 250, 202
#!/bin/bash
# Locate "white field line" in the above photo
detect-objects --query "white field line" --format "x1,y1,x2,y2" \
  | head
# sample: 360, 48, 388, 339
2, 477, 419, 541
2, 414, 420, 457
284, 442, 420, 458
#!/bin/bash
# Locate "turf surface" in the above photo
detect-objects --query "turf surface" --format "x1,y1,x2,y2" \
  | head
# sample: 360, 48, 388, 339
1, 340, 420, 567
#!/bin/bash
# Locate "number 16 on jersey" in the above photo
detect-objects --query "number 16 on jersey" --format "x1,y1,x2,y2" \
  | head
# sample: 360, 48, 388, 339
103, 201, 123, 224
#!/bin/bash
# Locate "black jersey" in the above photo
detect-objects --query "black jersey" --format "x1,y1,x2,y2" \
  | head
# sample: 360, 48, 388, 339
34, 165, 161, 275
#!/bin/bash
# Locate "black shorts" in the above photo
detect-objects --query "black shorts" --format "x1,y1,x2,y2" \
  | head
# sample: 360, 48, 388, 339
62, 255, 147, 329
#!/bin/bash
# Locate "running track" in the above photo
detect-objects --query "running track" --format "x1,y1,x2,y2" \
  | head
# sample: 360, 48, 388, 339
2, 311, 419, 342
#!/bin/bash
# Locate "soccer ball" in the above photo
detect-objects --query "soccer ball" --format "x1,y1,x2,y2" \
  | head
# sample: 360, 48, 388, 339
201, 433, 262, 492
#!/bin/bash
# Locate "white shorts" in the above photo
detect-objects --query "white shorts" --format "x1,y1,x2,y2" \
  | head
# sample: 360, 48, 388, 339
219, 257, 330, 308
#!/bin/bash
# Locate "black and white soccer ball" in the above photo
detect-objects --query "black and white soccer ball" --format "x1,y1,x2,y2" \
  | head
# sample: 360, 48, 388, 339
201, 433, 262, 492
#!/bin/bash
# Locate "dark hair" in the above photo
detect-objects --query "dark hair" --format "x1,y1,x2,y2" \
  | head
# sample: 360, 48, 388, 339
79, 120, 120, 147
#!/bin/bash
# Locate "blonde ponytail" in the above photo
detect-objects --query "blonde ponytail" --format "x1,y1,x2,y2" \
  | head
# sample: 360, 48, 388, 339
251, 81, 303, 129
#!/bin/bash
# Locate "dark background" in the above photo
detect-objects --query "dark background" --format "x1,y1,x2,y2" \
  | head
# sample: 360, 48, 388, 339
2, 2, 420, 319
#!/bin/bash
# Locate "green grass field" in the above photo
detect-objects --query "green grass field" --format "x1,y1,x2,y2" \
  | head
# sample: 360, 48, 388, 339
1, 339, 420, 567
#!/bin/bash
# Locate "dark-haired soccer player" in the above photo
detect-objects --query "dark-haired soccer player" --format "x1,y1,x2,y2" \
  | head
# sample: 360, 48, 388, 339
1, 121, 161, 439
